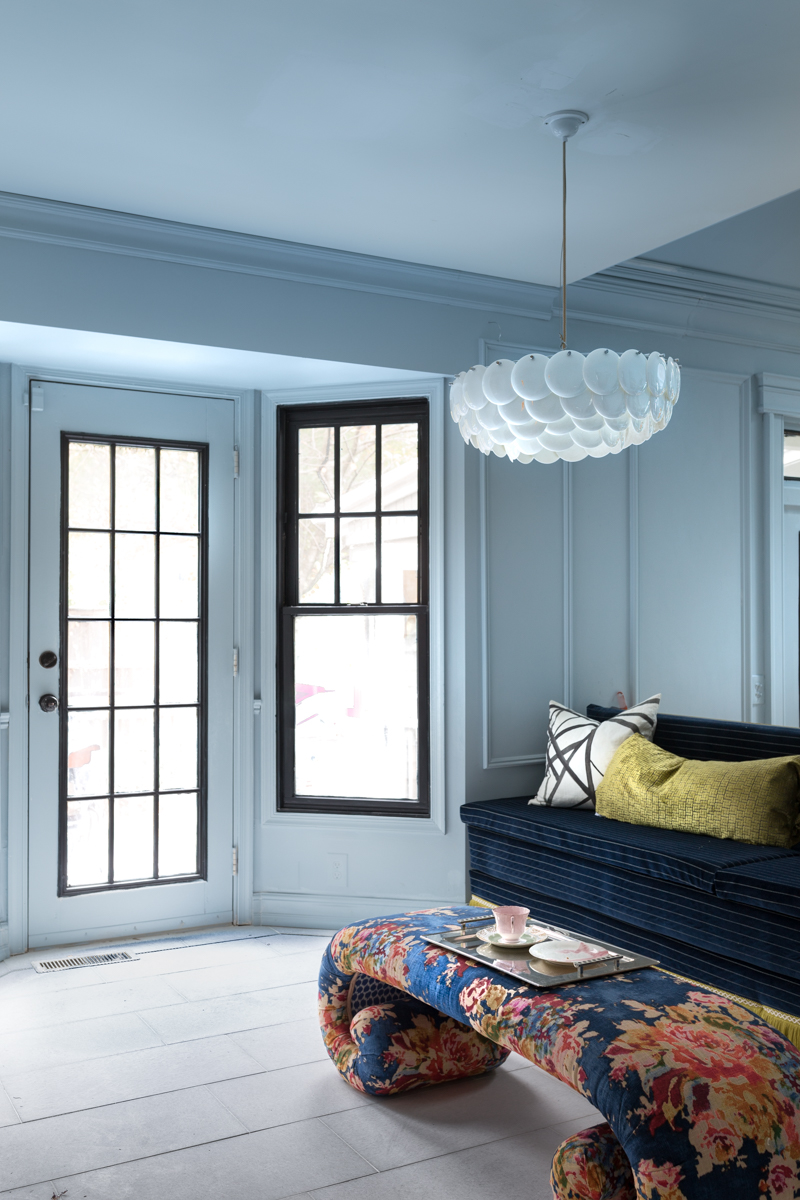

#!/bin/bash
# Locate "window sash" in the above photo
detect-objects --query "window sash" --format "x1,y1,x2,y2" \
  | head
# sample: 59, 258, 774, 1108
277, 400, 430, 817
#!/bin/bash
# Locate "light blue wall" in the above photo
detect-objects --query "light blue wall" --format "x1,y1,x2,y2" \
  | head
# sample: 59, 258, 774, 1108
468, 364, 759, 808
0, 193, 796, 943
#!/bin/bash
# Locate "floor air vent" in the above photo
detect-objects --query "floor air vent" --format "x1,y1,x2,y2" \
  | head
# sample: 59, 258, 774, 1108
32, 951, 138, 973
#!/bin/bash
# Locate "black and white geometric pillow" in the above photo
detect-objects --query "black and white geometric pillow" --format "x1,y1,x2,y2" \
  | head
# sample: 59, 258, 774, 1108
530, 695, 661, 810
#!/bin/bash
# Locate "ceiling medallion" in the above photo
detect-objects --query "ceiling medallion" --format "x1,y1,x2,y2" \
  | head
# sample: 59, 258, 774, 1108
449, 110, 680, 463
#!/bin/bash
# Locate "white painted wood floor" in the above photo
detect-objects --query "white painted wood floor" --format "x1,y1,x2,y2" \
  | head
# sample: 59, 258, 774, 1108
0, 925, 600, 1199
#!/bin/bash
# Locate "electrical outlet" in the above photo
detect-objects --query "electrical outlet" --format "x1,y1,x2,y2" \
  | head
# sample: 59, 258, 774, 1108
328, 853, 348, 889
752, 674, 765, 707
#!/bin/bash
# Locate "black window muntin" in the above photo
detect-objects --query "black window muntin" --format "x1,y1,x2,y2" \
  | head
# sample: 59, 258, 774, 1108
277, 399, 430, 817
58, 432, 209, 896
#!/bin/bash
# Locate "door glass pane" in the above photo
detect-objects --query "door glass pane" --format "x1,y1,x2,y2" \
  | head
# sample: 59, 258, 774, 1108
298, 518, 334, 604
160, 707, 198, 790
63, 437, 206, 893
114, 709, 155, 794
68, 532, 110, 618
294, 614, 418, 799
68, 621, 109, 707
381, 516, 418, 603
115, 445, 156, 531
160, 536, 198, 618
381, 424, 418, 511
340, 518, 375, 603
160, 450, 199, 533
67, 799, 109, 887
340, 426, 375, 512
158, 793, 198, 876
159, 622, 198, 705
114, 795, 154, 881
69, 442, 110, 529
298, 427, 335, 514
114, 622, 155, 705
67, 711, 109, 797
115, 534, 155, 618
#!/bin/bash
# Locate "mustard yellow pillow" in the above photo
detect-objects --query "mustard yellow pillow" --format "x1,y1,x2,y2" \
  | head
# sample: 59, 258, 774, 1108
595, 734, 800, 847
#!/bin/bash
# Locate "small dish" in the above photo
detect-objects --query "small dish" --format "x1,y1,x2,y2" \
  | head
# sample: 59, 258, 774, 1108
530, 938, 611, 965
477, 924, 547, 949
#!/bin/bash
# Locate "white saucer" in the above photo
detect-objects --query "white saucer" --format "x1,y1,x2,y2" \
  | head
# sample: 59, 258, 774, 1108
476, 925, 547, 949
529, 938, 611, 965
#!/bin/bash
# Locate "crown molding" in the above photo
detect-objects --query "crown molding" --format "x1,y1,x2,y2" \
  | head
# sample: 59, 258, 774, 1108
0, 190, 554, 321
590, 258, 800, 321
570, 257, 800, 356
1, 191, 799, 354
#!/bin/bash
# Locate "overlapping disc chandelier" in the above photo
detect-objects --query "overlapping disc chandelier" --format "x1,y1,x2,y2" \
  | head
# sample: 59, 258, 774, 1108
450, 111, 680, 463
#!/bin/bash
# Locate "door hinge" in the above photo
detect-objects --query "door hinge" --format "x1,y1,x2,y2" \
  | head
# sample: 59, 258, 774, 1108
30, 383, 44, 411
233, 447, 239, 478
232, 846, 238, 875
233, 647, 239, 676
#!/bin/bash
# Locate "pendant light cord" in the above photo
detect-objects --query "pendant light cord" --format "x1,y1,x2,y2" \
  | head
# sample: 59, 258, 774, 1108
561, 137, 567, 351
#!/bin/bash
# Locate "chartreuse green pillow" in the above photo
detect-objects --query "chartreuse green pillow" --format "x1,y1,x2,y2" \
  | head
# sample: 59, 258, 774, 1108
595, 733, 800, 847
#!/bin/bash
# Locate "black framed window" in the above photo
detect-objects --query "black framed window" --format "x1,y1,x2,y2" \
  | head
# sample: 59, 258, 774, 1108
277, 400, 430, 816
59, 434, 208, 895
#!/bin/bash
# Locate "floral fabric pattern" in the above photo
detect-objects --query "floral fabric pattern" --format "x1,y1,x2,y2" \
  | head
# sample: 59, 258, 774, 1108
318, 945, 507, 1096
318, 906, 800, 1199
550, 1122, 636, 1200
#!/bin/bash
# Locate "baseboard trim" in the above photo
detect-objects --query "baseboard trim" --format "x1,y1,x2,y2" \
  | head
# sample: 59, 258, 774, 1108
252, 891, 456, 930
26, 910, 234, 951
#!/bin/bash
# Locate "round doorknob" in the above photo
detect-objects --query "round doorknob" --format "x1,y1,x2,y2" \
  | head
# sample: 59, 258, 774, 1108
39, 650, 58, 669
38, 694, 59, 713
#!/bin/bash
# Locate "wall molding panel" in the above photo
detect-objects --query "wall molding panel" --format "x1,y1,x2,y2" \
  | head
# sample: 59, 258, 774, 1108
478, 452, 571, 771
627, 446, 640, 707
758, 372, 800, 724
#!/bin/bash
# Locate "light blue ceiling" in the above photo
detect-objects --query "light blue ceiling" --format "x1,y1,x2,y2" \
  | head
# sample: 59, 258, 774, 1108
641, 190, 800, 290
1, 1, 799, 287
0, 322, 431, 390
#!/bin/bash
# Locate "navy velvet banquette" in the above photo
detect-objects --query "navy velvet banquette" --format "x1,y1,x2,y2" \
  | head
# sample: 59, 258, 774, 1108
460, 707, 800, 1019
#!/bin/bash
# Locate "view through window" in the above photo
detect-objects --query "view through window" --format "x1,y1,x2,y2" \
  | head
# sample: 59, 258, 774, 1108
60, 436, 207, 893
784, 431, 800, 479
278, 401, 430, 816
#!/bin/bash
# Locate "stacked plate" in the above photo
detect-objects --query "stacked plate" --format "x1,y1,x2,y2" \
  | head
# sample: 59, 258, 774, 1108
530, 939, 612, 966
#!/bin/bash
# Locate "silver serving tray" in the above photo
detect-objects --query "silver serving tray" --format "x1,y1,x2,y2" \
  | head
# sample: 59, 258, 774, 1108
423, 914, 658, 988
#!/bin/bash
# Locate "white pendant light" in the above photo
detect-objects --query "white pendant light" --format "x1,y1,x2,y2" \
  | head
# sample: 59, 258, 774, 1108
450, 110, 680, 464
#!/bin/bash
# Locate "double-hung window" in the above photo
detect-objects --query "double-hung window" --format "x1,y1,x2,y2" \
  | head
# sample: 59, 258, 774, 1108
277, 400, 430, 816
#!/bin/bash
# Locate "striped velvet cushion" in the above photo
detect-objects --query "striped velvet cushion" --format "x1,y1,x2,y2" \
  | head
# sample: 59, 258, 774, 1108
587, 705, 800, 762
461, 798, 794, 893
715, 855, 800, 921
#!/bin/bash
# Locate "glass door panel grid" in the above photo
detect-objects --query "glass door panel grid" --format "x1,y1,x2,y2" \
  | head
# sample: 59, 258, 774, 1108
278, 400, 430, 817
59, 434, 208, 895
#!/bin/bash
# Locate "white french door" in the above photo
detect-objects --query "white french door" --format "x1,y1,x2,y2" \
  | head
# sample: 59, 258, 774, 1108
28, 381, 235, 947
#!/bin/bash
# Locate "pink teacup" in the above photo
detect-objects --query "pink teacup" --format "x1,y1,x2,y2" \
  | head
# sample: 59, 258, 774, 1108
491, 905, 530, 943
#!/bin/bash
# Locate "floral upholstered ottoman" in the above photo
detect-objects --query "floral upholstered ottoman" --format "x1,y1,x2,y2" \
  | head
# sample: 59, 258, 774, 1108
318, 907, 800, 1199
